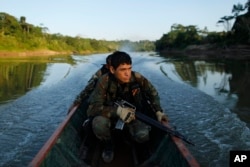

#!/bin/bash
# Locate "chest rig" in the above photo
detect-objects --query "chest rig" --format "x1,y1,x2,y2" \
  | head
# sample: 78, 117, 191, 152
105, 72, 143, 110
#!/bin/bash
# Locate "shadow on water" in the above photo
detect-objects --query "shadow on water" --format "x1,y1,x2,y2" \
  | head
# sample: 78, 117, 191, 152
0, 55, 76, 104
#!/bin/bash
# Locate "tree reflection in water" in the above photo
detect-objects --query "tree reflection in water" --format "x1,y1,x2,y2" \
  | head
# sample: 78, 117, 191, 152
159, 58, 250, 127
0, 62, 46, 103
0, 55, 75, 103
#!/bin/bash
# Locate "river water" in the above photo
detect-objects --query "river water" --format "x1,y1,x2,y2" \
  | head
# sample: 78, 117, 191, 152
0, 52, 250, 167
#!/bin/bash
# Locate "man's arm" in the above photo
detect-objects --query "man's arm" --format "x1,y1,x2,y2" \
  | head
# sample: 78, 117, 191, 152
134, 72, 168, 122
87, 74, 116, 118
134, 72, 162, 111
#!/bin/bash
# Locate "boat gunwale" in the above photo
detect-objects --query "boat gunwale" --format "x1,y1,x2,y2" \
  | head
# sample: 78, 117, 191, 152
162, 121, 200, 167
28, 104, 79, 167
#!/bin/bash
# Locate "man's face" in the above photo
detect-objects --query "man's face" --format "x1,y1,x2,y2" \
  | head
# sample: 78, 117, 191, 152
110, 63, 132, 83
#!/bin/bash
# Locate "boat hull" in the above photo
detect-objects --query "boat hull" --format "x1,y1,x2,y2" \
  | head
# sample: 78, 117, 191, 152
29, 100, 199, 167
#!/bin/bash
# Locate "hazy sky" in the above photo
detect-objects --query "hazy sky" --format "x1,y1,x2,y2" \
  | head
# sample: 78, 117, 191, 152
0, 0, 247, 41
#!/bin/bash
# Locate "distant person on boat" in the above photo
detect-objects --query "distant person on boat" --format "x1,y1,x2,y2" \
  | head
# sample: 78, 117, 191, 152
87, 51, 168, 163
68, 54, 112, 113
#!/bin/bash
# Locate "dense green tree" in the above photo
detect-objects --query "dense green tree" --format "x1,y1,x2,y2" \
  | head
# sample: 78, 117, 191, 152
231, 0, 250, 44
217, 16, 234, 32
232, 3, 245, 17
155, 24, 201, 51
4, 0, 250, 56
0, 12, 155, 54
0, 12, 22, 36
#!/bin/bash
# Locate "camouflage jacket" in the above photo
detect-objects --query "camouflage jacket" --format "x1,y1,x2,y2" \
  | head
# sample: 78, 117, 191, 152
73, 65, 109, 104
87, 71, 163, 118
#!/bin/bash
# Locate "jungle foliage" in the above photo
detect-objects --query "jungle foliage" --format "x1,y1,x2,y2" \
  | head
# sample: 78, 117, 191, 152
155, 1, 250, 51
0, 12, 155, 54
1, 1, 250, 55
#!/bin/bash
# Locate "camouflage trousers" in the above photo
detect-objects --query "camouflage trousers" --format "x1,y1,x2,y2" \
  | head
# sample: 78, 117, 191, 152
92, 115, 151, 143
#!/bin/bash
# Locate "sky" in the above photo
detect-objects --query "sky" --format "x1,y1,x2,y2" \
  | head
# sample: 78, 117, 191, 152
0, 0, 247, 41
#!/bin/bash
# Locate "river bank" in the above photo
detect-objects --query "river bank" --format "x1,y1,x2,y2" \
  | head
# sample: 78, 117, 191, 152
0, 50, 72, 57
160, 44, 250, 60
0, 49, 110, 58
1, 45, 250, 60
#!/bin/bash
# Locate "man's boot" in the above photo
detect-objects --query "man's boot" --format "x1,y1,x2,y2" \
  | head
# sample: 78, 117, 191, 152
102, 139, 114, 163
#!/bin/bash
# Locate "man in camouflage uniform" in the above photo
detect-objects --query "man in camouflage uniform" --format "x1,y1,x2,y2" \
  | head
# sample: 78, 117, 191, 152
87, 51, 168, 163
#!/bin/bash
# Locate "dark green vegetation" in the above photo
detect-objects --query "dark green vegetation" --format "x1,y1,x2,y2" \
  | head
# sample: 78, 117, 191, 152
0, 13, 154, 54
155, 1, 250, 52
1, 1, 250, 55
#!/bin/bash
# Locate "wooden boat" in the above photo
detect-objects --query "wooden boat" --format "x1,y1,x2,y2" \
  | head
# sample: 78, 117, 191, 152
29, 98, 200, 167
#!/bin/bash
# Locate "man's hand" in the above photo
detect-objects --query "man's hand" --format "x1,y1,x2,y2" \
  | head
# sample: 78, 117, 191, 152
155, 111, 168, 123
116, 106, 135, 123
